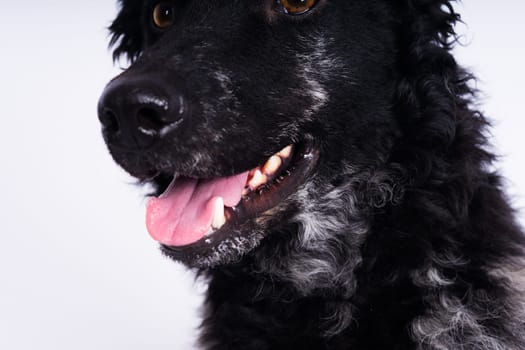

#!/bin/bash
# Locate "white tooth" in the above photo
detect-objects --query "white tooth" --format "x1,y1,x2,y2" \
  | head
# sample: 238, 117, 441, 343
263, 155, 283, 176
211, 197, 226, 230
277, 145, 293, 159
248, 169, 267, 190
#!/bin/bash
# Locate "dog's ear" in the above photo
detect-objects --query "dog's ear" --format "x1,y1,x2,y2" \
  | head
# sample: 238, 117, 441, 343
109, 0, 144, 63
392, 0, 493, 190
393, 0, 479, 154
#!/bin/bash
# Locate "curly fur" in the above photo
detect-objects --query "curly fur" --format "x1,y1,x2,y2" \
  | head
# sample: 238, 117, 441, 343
102, 0, 525, 348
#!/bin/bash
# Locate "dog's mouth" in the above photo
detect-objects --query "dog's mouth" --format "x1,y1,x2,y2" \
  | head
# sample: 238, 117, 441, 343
145, 137, 318, 263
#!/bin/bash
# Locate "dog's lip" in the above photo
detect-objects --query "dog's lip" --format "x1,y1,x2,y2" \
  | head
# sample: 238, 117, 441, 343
158, 136, 319, 262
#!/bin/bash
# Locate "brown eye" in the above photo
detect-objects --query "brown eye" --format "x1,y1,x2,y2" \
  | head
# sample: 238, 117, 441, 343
153, 1, 176, 29
279, 0, 319, 15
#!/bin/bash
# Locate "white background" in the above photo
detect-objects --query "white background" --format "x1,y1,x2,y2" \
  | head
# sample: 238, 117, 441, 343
0, 2, 523, 349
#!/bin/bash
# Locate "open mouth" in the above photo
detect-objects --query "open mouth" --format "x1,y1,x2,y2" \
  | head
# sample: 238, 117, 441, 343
145, 137, 318, 260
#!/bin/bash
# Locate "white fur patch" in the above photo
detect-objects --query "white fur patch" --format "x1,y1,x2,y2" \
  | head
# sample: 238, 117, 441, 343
411, 260, 525, 349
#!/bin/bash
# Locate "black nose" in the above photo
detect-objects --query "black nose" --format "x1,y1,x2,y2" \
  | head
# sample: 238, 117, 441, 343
97, 73, 186, 149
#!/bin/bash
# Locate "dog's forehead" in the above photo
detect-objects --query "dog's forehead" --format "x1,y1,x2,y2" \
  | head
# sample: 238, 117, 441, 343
114, 0, 393, 38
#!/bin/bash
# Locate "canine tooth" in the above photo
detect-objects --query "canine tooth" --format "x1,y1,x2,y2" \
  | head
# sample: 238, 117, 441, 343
277, 145, 293, 159
263, 155, 282, 176
248, 169, 267, 190
211, 197, 226, 230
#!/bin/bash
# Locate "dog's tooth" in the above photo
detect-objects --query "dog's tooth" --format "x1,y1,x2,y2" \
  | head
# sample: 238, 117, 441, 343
248, 169, 267, 190
246, 167, 260, 183
277, 145, 293, 159
244, 168, 261, 194
263, 155, 282, 176
211, 197, 226, 230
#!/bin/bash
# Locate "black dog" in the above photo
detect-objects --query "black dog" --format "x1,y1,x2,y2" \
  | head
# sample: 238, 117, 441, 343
98, 0, 525, 348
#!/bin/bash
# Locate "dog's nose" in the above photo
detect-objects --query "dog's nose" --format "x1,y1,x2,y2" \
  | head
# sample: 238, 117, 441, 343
97, 74, 186, 149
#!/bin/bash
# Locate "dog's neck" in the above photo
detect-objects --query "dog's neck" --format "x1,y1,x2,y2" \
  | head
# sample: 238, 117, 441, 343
196, 181, 525, 350
197, 262, 420, 349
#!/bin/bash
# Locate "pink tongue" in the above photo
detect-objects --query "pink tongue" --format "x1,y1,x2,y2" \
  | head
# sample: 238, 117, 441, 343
146, 172, 249, 246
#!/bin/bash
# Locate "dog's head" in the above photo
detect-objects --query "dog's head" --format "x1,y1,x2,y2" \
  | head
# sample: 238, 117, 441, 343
98, 0, 463, 276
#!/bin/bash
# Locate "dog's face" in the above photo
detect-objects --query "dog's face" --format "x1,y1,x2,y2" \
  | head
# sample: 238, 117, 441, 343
99, 0, 400, 268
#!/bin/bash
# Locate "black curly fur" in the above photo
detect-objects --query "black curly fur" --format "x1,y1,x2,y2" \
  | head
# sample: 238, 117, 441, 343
103, 0, 525, 348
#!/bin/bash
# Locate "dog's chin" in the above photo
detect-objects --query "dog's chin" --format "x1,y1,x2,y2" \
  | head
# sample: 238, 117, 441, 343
142, 137, 320, 268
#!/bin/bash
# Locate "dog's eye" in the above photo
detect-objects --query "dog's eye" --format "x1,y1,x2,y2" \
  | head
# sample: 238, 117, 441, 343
278, 0, 319, 15
153, 1, 176, 29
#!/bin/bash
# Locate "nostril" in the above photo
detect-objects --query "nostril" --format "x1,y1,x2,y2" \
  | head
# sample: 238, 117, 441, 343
100, 108, 119, 133
137, 107, 166, 134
